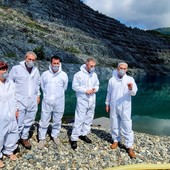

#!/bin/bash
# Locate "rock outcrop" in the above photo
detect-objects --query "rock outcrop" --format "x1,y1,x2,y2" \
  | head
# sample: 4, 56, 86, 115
0, 0, 170, 75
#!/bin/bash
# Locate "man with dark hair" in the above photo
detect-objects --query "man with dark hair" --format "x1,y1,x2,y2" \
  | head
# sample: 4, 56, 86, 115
9, 51, 40, 150
70, 58, 99, 150
50, 55, 62, 63
38, 55, 68, 149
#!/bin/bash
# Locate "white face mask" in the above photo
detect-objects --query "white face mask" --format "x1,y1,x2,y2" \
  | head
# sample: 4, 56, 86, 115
118, 69, 126, 77
26, 61, 35, 68
51, 65, 59, 72
0, 72, 9, 79
89, 67, 95, 73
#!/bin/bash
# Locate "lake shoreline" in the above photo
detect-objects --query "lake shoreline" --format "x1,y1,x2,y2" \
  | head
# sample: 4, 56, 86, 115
3, 122, 170, 169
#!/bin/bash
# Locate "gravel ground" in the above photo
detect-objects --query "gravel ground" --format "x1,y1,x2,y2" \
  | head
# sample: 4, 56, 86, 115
2, 123, 170, 170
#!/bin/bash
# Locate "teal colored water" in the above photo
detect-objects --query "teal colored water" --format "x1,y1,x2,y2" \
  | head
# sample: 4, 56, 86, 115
37, 75, 170, 136
132, 76, 170, 136
64, 76, 170, 136
133, 76, 170, 119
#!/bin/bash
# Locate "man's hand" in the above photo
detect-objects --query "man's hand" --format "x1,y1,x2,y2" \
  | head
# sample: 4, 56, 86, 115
15, 109, 19, 119
106, 105, 110, 113
86, 89, 93, 95
86, 88, 96, 95
127, 83, 133, 90
92, 88, 96, 93
37, 96, 40, 104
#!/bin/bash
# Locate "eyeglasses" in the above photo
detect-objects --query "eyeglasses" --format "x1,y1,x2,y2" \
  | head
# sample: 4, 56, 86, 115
119, 67, 127, 70
27, 58, 35, 61
89, 65, 95, 68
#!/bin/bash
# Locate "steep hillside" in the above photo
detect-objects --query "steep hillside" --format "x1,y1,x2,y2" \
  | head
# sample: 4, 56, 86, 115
154, 27, 170, 35
0, 0, 170, 75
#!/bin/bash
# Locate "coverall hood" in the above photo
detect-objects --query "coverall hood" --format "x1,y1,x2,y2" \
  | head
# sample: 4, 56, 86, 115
20, 61, 35, 70
80, 64, 93, 75
112, 69, 127, 80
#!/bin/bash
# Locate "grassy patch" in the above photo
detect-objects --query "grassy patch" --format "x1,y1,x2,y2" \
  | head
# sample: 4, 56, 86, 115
146, 30, 170, 42
28, 38, 36, 44
64, 46, 81, 54
4, 52, 17, 58
33, 46, 45, 60
25, 22, 49, 33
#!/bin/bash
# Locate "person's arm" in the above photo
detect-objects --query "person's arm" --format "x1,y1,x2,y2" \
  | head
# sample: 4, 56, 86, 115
40, 73, 45, 93
105, 79, 111, 113
13, 83, 19, 119
128, 78, 138, 96
72, 73, 86, 93
92, 74, 99, 93
37, 70, 41, 104
9, 67, 17, 82
64, 73, 68, 91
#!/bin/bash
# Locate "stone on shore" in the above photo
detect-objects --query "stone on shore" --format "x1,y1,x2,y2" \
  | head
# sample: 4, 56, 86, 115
3, 122, 170, 170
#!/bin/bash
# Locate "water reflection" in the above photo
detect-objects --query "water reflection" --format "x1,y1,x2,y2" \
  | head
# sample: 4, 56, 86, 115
133, 116, 170, 136
133, 76, 170, 119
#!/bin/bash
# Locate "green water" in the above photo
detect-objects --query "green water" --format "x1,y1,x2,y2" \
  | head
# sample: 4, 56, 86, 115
132, 76, 170, 135
65, 76, 170, 116
133, 76, 170, 119
66, 76, 170, 135
38, 75, 170, 135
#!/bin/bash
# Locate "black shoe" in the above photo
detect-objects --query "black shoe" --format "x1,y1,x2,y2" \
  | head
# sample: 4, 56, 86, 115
71, 141, 77, 150
13, 146, 20, 154
79, 135, 92, 143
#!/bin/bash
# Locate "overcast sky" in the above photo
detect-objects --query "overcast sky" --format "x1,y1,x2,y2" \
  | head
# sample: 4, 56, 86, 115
82, 0, 170, 30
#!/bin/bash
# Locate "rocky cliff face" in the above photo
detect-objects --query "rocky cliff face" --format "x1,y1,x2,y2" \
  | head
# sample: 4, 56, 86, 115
0, 0, 170, 75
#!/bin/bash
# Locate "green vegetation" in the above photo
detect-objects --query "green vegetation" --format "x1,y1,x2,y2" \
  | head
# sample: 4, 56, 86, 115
33, 46, 45, 60
146, 30, 162, 35
0, 5, 49, 34
0, 11, 6, 16
146, 29, 170, 42
0, 4, 9, 9
4, 52, 17, 58
28, 38, 36, 44
154, 27, 170, 35
64, 46, 81, 54
25, 22, 49, 33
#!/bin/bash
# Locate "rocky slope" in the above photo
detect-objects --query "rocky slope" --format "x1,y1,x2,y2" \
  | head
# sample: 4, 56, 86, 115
0, 0, 170, 75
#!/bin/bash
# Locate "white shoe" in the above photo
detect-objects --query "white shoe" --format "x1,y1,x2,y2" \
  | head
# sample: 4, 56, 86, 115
38, 140, 45, 150
53, 138, 60, 145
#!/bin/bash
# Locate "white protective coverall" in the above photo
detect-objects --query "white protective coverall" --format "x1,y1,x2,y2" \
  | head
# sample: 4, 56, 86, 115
71, 64, 99, 141
9, 61, 40, 139
0, 79, 19, 158
105, 70, 137, 148
38, 64, 68, 140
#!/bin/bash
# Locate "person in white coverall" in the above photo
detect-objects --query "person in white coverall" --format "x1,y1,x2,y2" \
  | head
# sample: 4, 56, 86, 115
0, 62, 19, 168
105, 62, 137, 158
70, 58, 99, 150
9, 51, 40, 150
38, 56, 68, 149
